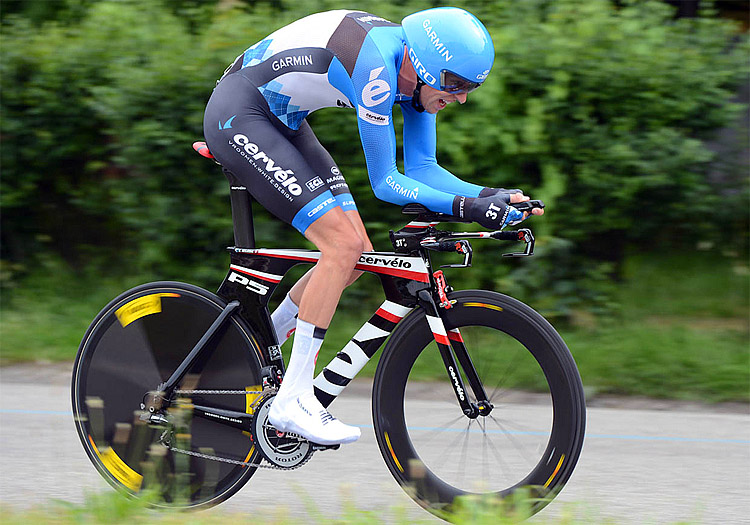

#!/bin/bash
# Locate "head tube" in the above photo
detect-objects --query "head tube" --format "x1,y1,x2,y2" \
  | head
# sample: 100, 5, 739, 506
440, 70, 482, 94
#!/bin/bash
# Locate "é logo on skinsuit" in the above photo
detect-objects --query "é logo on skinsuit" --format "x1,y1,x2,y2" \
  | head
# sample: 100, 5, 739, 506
362, 67, 390, 107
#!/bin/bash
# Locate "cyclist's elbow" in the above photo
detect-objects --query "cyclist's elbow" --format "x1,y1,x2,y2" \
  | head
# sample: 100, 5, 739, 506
371, 181, 396, 204
371, 175, 414, 207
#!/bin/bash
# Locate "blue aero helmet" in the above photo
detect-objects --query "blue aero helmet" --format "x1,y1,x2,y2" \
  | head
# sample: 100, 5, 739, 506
401, 7, 494, 94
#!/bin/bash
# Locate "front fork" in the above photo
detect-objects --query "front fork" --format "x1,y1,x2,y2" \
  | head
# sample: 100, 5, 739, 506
418, 279, 493, 419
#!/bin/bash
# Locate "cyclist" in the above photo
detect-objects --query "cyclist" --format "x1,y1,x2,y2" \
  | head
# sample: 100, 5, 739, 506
203, 7, 543, 446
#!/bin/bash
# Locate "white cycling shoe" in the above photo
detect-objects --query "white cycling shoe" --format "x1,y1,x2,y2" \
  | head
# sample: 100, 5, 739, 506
268, 392, 360, 446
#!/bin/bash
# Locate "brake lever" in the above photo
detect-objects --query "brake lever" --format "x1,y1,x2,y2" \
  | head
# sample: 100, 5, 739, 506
440, 240, 473, 268
502, 228, 535, 257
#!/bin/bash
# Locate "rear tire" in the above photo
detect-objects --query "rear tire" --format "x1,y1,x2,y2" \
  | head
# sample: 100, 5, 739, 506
372, 290, 585, 519
71, 282, 265, 508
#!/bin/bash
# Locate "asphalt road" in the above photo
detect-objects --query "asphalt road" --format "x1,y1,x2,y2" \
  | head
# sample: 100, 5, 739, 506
1, 363, 748, 524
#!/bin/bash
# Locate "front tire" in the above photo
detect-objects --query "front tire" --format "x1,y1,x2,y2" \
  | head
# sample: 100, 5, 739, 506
372, 290, 585, 519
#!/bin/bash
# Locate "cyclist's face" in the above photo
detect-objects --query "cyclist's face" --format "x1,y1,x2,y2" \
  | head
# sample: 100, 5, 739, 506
419, 85, 468, 114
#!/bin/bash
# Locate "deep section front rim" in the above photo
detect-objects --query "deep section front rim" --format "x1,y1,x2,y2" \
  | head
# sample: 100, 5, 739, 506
372, 290, 585, 518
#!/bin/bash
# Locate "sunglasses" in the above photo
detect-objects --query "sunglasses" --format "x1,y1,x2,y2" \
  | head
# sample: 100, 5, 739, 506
440, 70, 482, 94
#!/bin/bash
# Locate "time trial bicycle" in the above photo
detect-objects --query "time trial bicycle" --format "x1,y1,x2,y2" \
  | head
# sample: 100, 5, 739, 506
71, 142, 586, 521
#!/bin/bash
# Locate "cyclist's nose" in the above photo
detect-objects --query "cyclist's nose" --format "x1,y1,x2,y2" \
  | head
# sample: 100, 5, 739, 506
455, 93, 468, 104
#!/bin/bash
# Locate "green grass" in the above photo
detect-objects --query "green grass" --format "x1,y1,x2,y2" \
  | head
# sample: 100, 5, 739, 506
1, 252, 748, 402
0, 487, 665, 525
564, 252, 749, 402
0, 266, 150, 363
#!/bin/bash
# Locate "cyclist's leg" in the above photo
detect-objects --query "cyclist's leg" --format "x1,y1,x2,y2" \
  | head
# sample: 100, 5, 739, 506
289, 121, 373, 248
266, 208, 363, 445
269, 209, 362, 445
204, 74, 361, 444
298, 208, 364, 327
273, 214, 365, 345
283, 121, 372, 309
204, 75, 338, 231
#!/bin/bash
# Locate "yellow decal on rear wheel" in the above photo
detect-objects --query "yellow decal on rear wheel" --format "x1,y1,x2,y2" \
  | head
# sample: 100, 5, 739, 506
89, 435, 143, 491
384, 432, 404, 473
115, 293, 180, 327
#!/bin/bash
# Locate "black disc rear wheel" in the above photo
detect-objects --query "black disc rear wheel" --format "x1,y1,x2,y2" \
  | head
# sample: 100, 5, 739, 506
71, 282, 265, 508
372, 290, 585, 519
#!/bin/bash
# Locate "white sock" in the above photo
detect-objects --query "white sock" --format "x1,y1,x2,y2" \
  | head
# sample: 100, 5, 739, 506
267, 319, 361, 445
271, 293, 299, 345
276, 318, 323, 399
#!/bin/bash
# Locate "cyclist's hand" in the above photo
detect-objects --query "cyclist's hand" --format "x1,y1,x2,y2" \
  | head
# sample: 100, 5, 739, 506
507, 192, 544, 218
479, 188, 543, 216
454, 195, 524, 229
479, 187, 523, 199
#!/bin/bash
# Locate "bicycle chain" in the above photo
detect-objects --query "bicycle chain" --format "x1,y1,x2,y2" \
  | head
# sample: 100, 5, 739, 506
161, 438, 313, 471
166, 389, 313, 471
174, 389, 261, 396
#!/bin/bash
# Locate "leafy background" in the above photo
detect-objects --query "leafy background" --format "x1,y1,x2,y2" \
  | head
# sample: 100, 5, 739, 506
1, 0, 748, 400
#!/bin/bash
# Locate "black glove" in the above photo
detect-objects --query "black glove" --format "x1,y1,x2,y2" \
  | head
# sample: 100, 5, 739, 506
452, 195, 525, 230
479, 187, 523, 199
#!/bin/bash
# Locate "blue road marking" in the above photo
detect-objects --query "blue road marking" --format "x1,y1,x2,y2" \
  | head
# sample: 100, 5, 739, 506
351, 424, 749, 445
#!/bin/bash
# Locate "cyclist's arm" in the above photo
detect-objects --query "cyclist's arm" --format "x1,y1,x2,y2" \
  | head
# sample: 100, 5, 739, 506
357, 112, 461, 215
401, 102, 485, 197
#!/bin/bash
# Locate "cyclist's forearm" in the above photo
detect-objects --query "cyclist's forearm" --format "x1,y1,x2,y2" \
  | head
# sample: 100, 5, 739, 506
404, 161, 484, 197
370, 169, 455, 214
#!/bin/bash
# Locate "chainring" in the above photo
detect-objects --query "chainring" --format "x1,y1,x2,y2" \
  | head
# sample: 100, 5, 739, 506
251, 393, 314, 468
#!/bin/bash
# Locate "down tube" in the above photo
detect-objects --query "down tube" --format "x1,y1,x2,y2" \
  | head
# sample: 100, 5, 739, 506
313, 299, 413, 408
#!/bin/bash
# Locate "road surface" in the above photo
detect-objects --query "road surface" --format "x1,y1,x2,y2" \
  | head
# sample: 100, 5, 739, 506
1, 363, 748, 523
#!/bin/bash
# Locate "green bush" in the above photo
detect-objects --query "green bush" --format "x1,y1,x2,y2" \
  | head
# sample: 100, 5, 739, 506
1, 0, 747, 316
439, 0, 749, 308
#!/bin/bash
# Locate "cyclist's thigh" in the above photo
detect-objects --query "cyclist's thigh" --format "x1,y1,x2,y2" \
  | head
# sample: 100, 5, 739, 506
203, 74, 339, 235
290, 121, 357, 213
289, 121, 372, 248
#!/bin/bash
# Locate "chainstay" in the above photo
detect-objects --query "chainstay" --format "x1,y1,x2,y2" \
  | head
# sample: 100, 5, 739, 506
162, 441, 313, 471
165, 390, 312, 471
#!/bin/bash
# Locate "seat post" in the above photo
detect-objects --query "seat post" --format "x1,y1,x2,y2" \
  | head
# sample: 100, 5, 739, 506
224, 168, 255, 249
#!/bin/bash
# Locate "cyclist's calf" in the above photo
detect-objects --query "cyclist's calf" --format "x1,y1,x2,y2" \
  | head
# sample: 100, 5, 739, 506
298, 208, 366, 328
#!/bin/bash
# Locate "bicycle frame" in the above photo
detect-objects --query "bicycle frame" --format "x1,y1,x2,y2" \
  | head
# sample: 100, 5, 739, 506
223, 245, 445, 401
152, 219, 498, 429
221, 242, 478, 408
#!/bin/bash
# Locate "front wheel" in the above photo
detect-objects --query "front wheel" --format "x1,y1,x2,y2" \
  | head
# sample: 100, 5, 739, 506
71, 282, 265, 508
372, 290, 585, 520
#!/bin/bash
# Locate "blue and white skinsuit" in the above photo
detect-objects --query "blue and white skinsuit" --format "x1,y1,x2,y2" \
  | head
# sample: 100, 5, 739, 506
203, 10, 486, 234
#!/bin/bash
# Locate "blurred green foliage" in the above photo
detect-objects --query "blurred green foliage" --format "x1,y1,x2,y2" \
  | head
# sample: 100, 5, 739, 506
1, 0, 747, 318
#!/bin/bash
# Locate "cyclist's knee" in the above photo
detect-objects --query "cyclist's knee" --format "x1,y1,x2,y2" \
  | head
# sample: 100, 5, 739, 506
325, 233, 364, 268
306, 210, 365, 268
